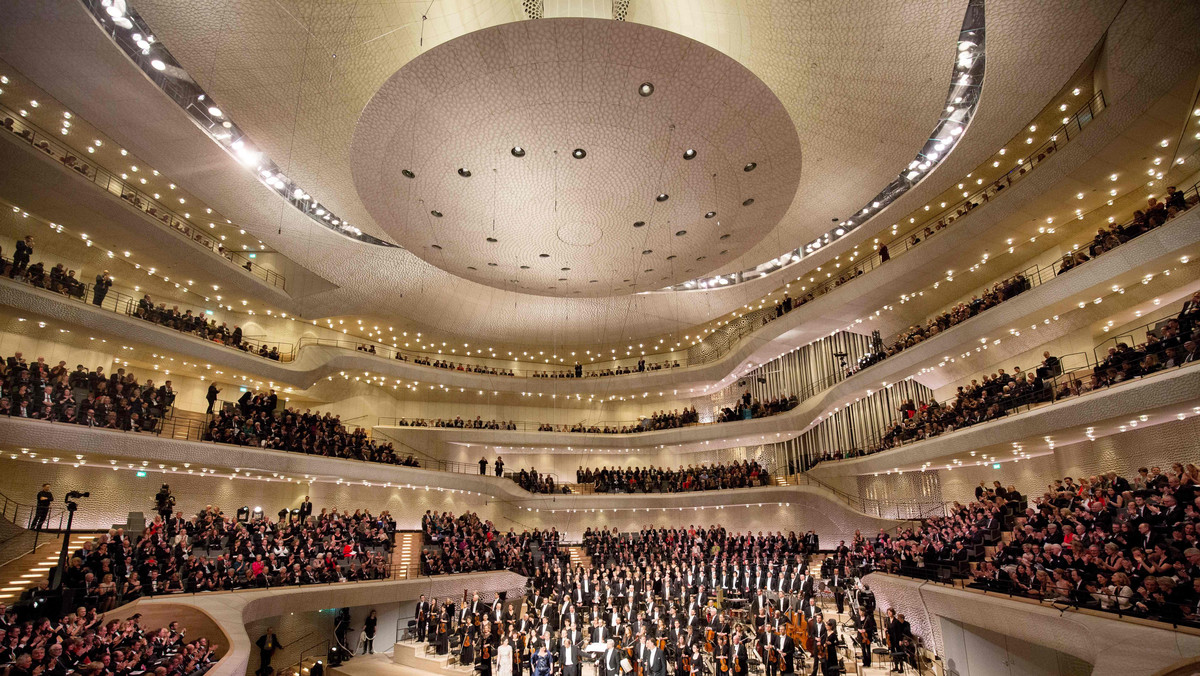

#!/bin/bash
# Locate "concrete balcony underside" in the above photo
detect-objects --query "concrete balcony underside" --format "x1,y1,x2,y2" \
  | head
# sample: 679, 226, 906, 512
865, 572, 1200, 676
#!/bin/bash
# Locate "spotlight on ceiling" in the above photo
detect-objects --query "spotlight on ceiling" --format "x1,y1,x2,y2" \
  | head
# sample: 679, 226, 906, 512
638, 82, 654, 97
486, 237, 498, 243
572, 148, 587, 159
430, 210, 443, 218
511, 146, 525, 157
401, 169, 415, 179
457, 168, 472, 178
742, 198, 755, 206
633, 221, 646, 228
683, 149, 697, 160
743, 162, 757, 172
704, 211, 716, 219
656, 194, 669, 202
675, 230, 687, 237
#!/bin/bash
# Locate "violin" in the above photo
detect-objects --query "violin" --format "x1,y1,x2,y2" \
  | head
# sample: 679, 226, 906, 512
704, 628, 715, 652
717, 655, 729, 673
682, 654, 692, 674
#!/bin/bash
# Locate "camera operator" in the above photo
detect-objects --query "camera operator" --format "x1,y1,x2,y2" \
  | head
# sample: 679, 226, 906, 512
154, 484, 176, 519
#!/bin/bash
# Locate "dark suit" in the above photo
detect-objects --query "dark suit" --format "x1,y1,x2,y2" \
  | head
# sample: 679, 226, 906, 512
644, 647, 666, 676
256, 632, 279, 676
561, 643, 581, 676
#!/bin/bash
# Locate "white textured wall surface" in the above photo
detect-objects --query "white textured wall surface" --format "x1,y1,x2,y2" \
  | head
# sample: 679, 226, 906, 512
863, 573, 1200, 676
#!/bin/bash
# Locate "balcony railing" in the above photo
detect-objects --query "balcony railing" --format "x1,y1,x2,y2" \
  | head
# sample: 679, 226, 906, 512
0, 104, 286, 289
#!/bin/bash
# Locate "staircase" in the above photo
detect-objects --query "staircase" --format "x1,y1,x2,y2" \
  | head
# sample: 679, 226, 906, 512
567, 545, 592, 568
0, 531, 101, 601
280, 654, 324, 676
393, 532, 423, 579
390, 638, 475, 676
160, 407, 210, 441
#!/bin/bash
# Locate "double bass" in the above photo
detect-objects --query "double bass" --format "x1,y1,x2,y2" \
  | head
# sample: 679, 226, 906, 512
784, 610, 809, 656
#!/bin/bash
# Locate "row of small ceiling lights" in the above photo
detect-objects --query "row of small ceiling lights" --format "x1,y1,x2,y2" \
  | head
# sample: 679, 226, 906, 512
3, 91, 1175, 382
0, 78, 268, 257
8, 136, 1182, 414
9, 316, 293, 394
93, 0, 391, 246
0, 85, 1083, 373
807, 261, 1194, 461
701, 129, 1192, 397
667, 20, 986, 292
340, 243, 1189, 426
878, 406, 1200, 477
4, 449, 494, 496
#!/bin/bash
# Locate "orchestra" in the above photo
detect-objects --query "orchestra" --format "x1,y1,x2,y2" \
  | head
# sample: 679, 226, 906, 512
407, 543, 868, 676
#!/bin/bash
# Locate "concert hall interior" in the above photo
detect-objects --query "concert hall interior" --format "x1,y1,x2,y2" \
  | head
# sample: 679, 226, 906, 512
2, 1, 1200, 676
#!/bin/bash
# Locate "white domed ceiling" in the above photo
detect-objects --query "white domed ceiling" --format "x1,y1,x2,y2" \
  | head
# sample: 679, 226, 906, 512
351, 19, 802, 297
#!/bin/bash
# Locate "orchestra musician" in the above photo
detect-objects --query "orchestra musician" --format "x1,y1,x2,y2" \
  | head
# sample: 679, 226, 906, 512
730, 632, 749, 676
811, 619, 840, 676
417, 595, 431, 642
559, 629, 582, 676
437, 602, 451, 655
851, 608, 875, 668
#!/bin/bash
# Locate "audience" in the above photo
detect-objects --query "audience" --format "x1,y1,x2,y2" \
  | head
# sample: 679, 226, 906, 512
420, 511, 562, 577
1, 354, 166, 432
47, 503, 393, 611
0, 604, 219, 676
846, 462, 1200, 625
512, 468, 566, 494
205, 403, 423, 468
577, 461, 768, 493
811, 293, 1200, 467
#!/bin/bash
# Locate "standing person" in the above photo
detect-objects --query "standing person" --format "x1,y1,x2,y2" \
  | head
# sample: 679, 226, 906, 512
361, 610, 377, 654
495, 456, 505, 477
853, 608, 876, 668
479, 457, 489, 475
92, 270, 112, 307
560, 630, 580, 676
497, 636, 514, 676
299, 496, 313, 521
643, 637, 665, 676
416, 595, 431, 642
10, 235, 32, 278
205, 382, 221, 414
256, 627, 279, 676
878, 244, 889, 262
532, 643, 553, 676
31, 483, 52, 531
154, 484, 175, 519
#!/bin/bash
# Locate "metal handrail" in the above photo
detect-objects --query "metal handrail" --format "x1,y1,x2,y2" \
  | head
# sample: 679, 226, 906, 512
0, 104, 286, 289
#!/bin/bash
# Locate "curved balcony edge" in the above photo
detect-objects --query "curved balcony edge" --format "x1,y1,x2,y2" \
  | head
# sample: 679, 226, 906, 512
863, 572, 1200, 676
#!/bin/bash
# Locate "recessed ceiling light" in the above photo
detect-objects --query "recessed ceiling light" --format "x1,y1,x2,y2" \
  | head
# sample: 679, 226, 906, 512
539, 253, 550, 258
696, 256, 707, 261
675, 230, 687, 237
572, 148, 586, 159
150, 59, 166, 71
720, 234, 731, 240
743, 162, 757, 172
511, 146, 525, 157
742, 198, 755, 206
520, 265, 530, 269
401, 169, 415, 179
638, 82, 654, 97
561, 267, 571, 271
457, 168, 472, 177
666, 255, 677, 260
704, 211, 716, 219
487, 262, 497, 266
431, 244, 442, 250
656, 194, 669, 202
642, 249, 653, 254
683, 149, 697, 160
486, 237, 498, 242
207, 106, 222, 117
633, 221, 646, 228
467, 266, 477, 270
430, 210, 442, 217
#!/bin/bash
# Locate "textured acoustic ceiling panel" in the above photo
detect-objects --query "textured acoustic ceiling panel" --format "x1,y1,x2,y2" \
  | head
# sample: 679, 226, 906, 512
351, 18, 802, 296
89, 0, 1124, 345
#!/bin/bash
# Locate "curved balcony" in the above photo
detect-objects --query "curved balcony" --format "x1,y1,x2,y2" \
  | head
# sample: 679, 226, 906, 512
864, 572, 1200, 676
